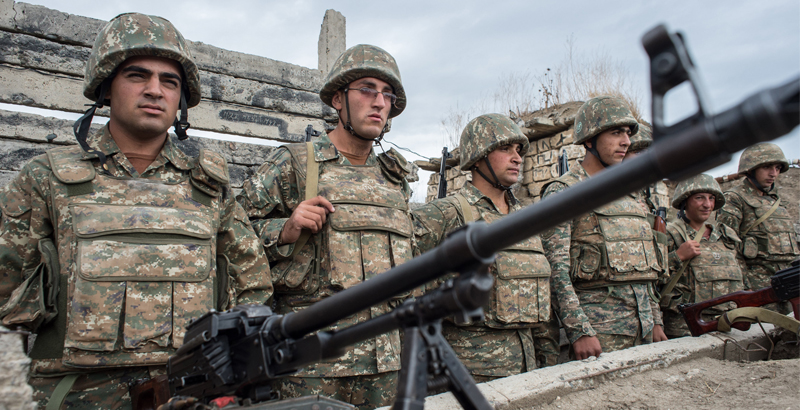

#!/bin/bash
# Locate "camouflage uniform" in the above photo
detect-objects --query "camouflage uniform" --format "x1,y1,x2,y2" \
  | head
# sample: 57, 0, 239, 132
237, 44, 411, 409
662, 174, 744, 337
717, 143, 798, 313
0, 14, 272, 410
541, 97, 665, 354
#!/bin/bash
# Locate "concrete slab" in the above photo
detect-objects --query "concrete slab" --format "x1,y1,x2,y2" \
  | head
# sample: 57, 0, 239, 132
378, 324, 775, 410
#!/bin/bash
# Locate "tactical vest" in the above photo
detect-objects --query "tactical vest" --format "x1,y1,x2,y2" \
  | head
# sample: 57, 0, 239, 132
16, 147, 227, 373
549, 172, 665, 286
455, 196, 551, 328
731, 185, 799, 263
268, 142, 412, 375
669, 222, 743, 306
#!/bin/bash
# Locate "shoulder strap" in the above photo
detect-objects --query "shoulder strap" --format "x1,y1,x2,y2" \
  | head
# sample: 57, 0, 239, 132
290, 141, 318, 258
741, 197, 781, 236
659, 226, 706, 308
454, 194, 475, 223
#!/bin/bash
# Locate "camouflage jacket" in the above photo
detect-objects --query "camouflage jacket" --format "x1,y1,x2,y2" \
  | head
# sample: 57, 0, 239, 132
0, 125, 272, 374
237, 132, 413, 377
717, 180, 799, 267
665, 219, 743, 308
540, 163, 664, 343
413, 182, 552, 326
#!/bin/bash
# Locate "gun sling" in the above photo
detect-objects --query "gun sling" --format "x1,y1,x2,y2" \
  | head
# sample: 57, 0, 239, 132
741, 197, 781, 237
290, 141, 319, 258
718, 306, 800, 334
659, 224, 706, 308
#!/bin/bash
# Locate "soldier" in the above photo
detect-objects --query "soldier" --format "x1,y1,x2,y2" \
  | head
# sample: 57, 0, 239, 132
717, 143, 798, 313
412, 114, 558, 382
661, 174, 744, 338
237, 44, 413, 408
541, 96, 668, 360
0, 13, 272, 410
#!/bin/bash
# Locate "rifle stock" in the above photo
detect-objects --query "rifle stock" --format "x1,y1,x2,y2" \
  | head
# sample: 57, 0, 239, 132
679, 262, 800, 337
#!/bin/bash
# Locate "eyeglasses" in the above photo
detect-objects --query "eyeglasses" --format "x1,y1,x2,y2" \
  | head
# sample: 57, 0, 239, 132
344, 87, 397, 106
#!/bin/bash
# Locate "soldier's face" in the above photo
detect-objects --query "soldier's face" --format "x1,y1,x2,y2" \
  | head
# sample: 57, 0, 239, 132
685, 192, 715, 224
108, 56, 183, 140
753, 163, 782, 187
591, 126, 631, 165
332, 77, 392, 139
480, 143, 523, 187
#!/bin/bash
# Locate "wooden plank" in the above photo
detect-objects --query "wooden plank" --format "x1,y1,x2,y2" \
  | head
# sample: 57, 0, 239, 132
0, 2, 323, 92
0, 64, 330, 143
0, 31, 335, 120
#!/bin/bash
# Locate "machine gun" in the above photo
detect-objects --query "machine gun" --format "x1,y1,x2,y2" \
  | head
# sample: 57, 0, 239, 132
162, 24, 799, 410
679, 261, 800, 337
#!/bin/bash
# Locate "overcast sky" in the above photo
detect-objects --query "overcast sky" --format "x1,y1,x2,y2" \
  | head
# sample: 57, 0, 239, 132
17, 0, 800, 201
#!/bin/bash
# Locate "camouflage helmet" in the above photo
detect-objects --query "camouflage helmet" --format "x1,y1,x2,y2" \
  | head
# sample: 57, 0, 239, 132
573, 96, 639, 145
319, 44, 406, 118
671, 173, 725, 210
83, 13, 201, 107
459, 114, 529, 170
737, 142, 789, 174
629, 121, 652, 152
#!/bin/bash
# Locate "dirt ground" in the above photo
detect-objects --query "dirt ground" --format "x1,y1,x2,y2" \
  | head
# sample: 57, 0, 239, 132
533, 355, 799, 410
532, 329, 800, 410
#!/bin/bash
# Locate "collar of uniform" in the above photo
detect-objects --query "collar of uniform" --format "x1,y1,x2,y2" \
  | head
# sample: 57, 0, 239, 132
459, 182, 520, 214
313, 132, 378, 166
571, 161, 590, 182
83, 124, 121, 158
160, 135, 192, 171
740, 177, 778, 199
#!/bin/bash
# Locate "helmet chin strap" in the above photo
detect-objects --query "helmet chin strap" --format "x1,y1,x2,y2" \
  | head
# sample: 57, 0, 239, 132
585, 136, 610, 168
342, 89, 387, 143
473, 158, 517, 206
678, 201, 690, 224
746, 173, 773, 194
173, 87, 190, 140
73, 79, 111, 175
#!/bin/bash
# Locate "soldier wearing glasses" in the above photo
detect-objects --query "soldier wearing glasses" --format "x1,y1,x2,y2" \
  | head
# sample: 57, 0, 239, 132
237, 44, 414, 409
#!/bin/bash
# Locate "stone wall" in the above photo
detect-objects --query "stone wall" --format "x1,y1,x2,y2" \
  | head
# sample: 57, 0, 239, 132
0, 0, 347, 191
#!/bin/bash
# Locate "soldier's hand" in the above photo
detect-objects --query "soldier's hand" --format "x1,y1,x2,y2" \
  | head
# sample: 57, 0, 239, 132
280, 196, 335, 244
653, 325, 668, 342
676, 240, 701, 261
573, 335, 602, 360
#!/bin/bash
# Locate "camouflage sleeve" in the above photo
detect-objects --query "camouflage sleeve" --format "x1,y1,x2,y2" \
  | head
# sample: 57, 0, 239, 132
716, 192, 744, 235
236, 147, 303, 262
665, 226, 685, 275
0, 157, 54, 308
216, 191, 273, 305
540, 182, 596, 343
411, 198, 463, 256
649, 291, 663, 326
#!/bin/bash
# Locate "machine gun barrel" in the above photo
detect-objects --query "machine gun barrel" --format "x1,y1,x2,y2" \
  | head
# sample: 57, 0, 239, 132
278, 74, 799, 342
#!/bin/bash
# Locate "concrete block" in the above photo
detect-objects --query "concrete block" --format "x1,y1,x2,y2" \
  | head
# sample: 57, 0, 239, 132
526, 142, 538, 155
536, 138, 551, 153
549, 131, 573, 149
0, 327, 35, 410
429, 173, 440, 185
550, 163, 559, 178
564, 144, 585, 160
533, 166, 550, 182
318, 10, 346, 74
522, 169, 534, 185
523, 156, 534, 172
0, 0, 16, 30
535, 150, 554, 167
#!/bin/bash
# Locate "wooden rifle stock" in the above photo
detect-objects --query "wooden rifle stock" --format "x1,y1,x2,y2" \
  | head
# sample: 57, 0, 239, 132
130, 375, 170, 410
679, 264, 800, 336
